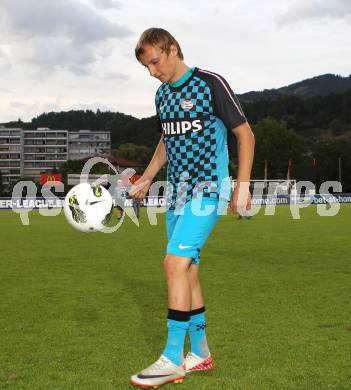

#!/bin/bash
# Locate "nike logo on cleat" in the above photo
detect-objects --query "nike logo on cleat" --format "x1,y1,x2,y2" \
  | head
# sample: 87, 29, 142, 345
137, 374, 173, 379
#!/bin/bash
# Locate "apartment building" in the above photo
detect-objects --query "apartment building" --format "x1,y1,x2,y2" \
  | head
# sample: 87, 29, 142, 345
0, 127, 111, 184
23, 128, 68, 177
0, 127, 23, 185
68, 129, 110, 160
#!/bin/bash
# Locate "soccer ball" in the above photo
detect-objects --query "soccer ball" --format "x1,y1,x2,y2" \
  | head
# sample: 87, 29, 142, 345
63, 183, 114, 232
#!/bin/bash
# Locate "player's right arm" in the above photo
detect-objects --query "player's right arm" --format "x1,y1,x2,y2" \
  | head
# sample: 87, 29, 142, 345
129, 135, 167, 199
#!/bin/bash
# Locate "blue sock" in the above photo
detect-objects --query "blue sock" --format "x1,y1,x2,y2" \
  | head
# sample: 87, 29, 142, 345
189, 307, 210, 358
162, 309, 190, 366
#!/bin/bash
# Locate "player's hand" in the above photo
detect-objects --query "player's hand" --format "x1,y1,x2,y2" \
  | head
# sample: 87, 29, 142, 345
230, 181, 251, 215
129, 177, 151, 200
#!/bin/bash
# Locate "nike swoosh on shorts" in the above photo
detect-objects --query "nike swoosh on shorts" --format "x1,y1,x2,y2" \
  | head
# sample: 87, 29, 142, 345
178, 244, 192, 249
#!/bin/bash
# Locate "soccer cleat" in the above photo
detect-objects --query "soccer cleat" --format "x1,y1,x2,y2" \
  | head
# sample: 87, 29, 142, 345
131, 355, 186, 389
184, 352, 213, 373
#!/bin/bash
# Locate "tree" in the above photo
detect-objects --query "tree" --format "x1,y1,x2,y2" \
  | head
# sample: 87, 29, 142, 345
252, 117, 307, 179
60, 159, 112, 176
311, 139, 351, 192
113, 143, 153, 164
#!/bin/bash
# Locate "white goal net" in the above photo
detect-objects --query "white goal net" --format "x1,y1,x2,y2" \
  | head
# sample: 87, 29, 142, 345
232, 179, 297, 203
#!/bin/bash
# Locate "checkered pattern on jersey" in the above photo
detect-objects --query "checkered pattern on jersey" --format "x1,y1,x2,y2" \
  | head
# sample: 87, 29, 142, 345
155, 77, 219, 209
164, 125, 218, 209
156, 76, 213, 120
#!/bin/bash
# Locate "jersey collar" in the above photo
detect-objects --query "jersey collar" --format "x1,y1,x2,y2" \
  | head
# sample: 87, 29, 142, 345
168, 67, 198, 91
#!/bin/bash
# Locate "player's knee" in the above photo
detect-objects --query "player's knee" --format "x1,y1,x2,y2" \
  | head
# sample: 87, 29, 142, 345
164, 254, 191, 278
188, 266, 200, 286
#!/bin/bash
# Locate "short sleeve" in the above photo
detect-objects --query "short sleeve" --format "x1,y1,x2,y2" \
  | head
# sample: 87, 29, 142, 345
203, 71, 247, 130
213, 76, 247, 130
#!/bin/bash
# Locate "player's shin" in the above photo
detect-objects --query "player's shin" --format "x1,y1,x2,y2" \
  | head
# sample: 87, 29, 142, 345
162, 309, 190, 366
189, 306, 210, 358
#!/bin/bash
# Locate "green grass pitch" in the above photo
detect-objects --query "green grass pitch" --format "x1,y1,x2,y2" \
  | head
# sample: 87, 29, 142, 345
0, 205, 351, 389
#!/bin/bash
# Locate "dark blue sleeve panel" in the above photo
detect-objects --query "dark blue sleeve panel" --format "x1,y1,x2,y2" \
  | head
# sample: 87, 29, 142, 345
197, 69, 247, 131
155, 85, 165, 134
156, 114, 163, 133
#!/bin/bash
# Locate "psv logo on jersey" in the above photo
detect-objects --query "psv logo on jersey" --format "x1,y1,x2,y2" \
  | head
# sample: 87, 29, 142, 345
181, 99, 194, 110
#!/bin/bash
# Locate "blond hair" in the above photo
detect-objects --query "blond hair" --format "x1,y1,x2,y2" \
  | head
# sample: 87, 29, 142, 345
135, 28, 184, 61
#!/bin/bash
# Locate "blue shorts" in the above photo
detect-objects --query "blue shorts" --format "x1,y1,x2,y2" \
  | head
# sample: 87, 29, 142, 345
166, 198, 223, 265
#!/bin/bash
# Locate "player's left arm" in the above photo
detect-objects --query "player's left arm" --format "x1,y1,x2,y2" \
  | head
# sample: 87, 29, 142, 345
230, 122, 255, 214
203, 70, 255, 214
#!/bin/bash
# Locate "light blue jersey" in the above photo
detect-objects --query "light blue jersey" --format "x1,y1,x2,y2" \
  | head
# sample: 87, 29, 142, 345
155, 67, 247, 209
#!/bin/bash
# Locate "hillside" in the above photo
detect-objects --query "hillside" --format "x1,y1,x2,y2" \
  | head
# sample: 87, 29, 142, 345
1, 73, 350, 144
239, 74, 351, 102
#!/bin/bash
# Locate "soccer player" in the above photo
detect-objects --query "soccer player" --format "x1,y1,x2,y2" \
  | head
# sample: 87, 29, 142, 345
130, 28, 255, 388
114, 179, 127, 220
132, 198, 141, 220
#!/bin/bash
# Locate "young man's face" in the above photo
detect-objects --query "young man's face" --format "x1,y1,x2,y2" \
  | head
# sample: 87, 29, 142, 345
138, 44, 178, 83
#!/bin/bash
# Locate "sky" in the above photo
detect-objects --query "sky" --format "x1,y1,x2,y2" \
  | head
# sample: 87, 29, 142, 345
0, 0, 350, 123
